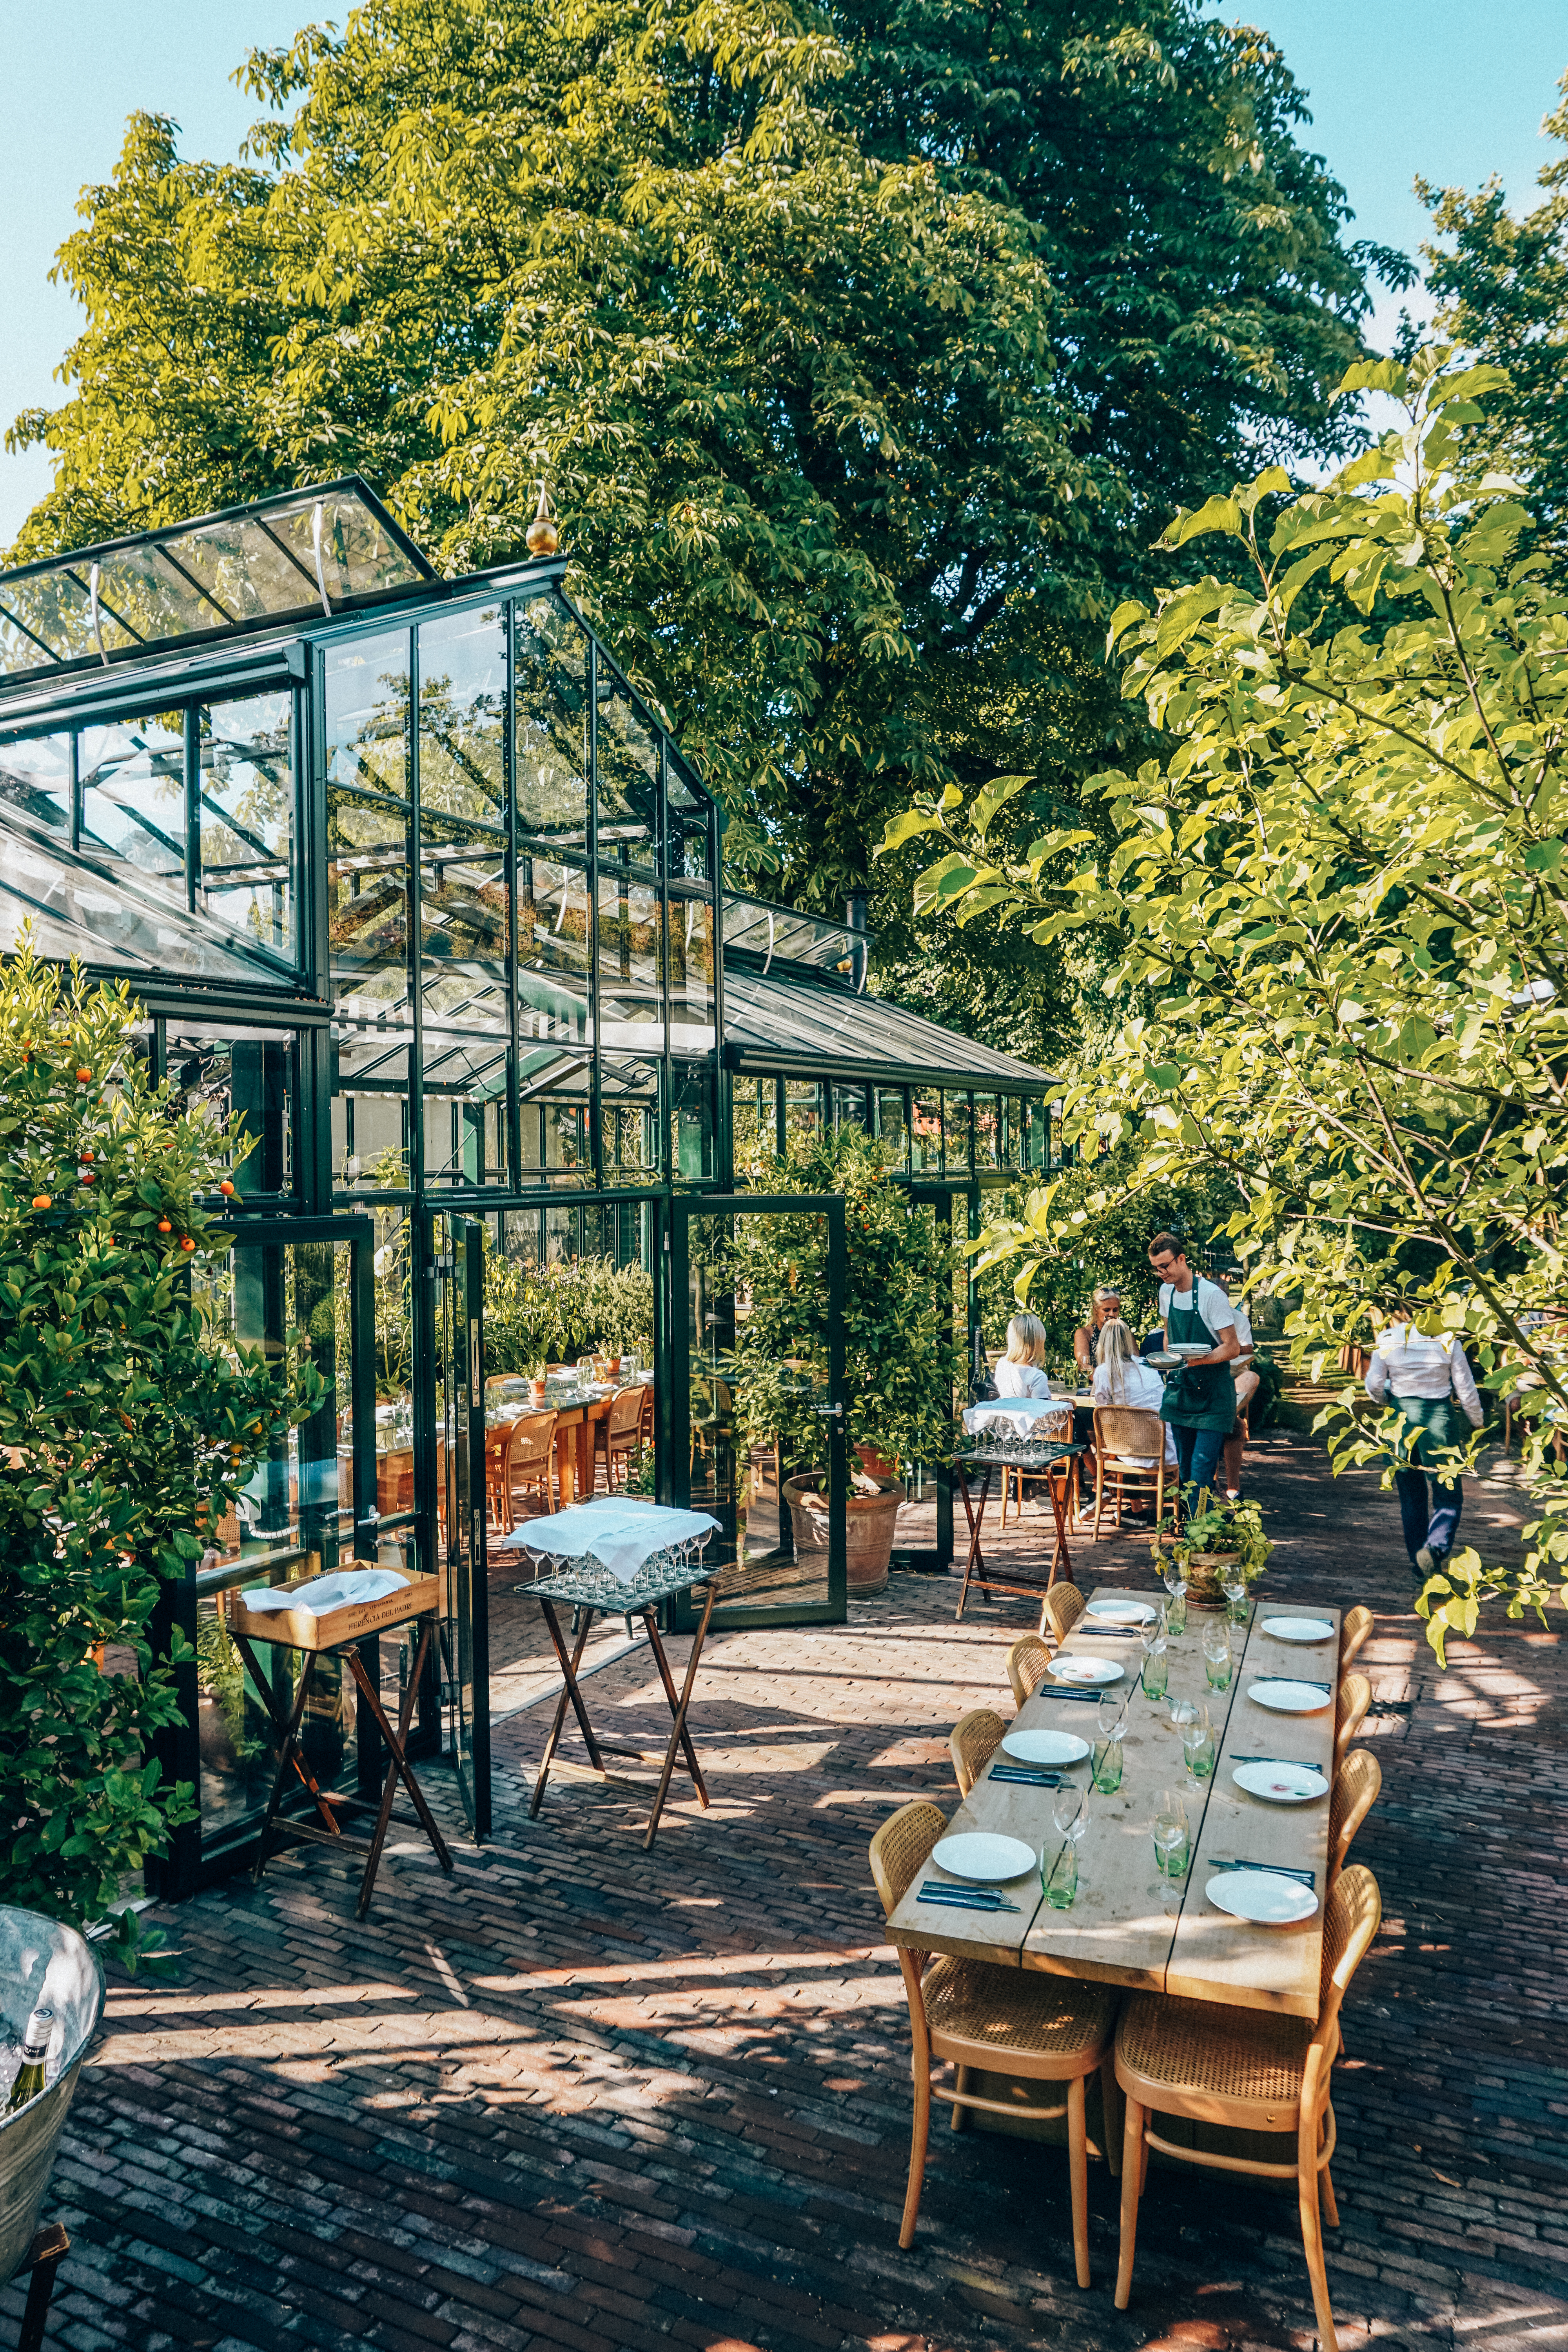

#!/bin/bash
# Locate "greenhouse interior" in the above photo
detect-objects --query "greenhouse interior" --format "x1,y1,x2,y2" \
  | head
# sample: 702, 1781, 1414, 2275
0, 477, 1053, 1884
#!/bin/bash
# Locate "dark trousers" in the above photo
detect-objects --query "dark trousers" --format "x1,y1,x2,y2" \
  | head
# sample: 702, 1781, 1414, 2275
1395, 1465, 1462, 1567
1173, 1423, 1227, 1507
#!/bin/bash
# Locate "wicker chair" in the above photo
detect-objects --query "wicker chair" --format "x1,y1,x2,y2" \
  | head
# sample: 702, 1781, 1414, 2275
1339, 1605, 1374, 1671
1328, 1749, 1380, 1889
506, 1408, 559, 1523
1006, 1633, 1053, 1707
1113, 1863, 1383, 2351
1041, 1582, 1088, 1649
949, 1708, 1006, 1797
595, 1383, 647, 1493
1089, 1405, 1168, 1538
1334, 1671, 1372, 1772
870, 1800, 1118, 2278
484, 1419, 518, 1534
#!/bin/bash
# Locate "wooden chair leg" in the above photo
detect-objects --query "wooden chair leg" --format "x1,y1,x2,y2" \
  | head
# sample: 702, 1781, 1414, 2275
1100, 2048, 1122, 2177
1321, 2161, 1340, 2230
900, 2054, 931, 2249
951, 2061, 969, 2131
1115, 2093, 1144, 2308
1068, 2073, 1091, 2290
1092, 1456, 1105, 1540
1299, 2146, 1338, 2352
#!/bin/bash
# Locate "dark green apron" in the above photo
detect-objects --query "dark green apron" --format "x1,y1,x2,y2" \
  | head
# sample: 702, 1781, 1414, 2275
1160, 1292, 1236, 1434
1392, 1390, 1466, 1468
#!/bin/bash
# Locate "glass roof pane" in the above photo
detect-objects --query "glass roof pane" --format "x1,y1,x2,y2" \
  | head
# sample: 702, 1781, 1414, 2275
0, 568, 132, 663
170, 515, 314, 619
267, 491, 426, 602
94, 543, 229, 637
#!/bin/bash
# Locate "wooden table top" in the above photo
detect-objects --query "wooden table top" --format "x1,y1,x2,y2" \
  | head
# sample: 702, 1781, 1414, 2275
884, 1586, 1341, 2019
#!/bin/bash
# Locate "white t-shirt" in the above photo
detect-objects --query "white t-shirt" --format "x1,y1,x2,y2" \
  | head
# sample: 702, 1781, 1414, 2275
1159, 1277, 1236, 1341
1092, 1359, 1179, 1463
1229, 1304, 1253, 1352
994, 1359, 1053, 1399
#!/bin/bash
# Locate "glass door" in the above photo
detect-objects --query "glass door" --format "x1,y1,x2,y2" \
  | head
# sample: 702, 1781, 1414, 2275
433, 1212, 490, 1837
668, 1193, 847, 1630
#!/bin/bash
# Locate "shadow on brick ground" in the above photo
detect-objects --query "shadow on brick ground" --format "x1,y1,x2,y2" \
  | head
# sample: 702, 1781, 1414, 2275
7, 1429, 1566, 2352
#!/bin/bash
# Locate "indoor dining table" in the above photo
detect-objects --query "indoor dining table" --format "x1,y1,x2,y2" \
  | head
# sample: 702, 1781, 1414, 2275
886, 1587, 1341, 2019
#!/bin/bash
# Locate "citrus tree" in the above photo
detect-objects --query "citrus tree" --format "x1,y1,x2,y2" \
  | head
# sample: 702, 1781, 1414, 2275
879, 348, 1568, 1658
0, 940, 322, 1958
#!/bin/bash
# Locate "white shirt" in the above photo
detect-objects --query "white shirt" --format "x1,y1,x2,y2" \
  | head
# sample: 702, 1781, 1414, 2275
1364, 1327, 1484, 1429
1093, 1359, 1178, 1463
1158, 1277, 1236, 1338
994, 1359, 1053, 1399
1229, 1304, 1254, 1352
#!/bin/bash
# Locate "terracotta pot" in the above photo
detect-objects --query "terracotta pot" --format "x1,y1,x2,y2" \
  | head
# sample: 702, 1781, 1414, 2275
0, 1907, 105, 2280
1183, 1549, 1241, 1610
529, 1381, 548, 1406
855, 1443, 898, 1482
783, 1471, 901, 1595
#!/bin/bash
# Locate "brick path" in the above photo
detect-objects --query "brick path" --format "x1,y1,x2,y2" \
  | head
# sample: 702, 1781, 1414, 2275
9, 1430, 1568, 2352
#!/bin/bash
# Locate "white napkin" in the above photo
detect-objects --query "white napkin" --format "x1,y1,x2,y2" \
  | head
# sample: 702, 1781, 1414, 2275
964, 1396, 1074, 1438
241, 1568, 410, 1620
495, 1500, 719, 1585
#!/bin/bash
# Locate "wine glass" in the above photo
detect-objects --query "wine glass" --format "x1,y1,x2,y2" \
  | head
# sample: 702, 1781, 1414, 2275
1202, 1619, 1233, 1691
1093, 1689, 1126, 1791
1221, 1565, 1248, 1626
1179, 1701, 1213, 1785
1152, 1788, 1189, 1879
1162, 1564, 1189, 1636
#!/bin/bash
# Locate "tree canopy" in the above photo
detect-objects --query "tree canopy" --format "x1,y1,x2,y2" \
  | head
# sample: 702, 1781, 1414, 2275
882, 350, 1568, 1657
8, 0, 1387, 914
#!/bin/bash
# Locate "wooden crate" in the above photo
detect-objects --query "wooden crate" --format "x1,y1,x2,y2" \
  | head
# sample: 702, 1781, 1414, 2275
224, 1570, 442, 1653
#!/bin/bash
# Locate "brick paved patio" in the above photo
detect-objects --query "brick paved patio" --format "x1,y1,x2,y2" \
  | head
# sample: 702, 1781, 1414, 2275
10, 1428, 1568, 2352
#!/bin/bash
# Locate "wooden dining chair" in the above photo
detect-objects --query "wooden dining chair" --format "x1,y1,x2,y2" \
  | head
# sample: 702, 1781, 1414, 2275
1041, 1582, 1087, 1648
484, 1419, 518, 1535
507, 1408, 559, 1521
1335, 1671, 1372, 1771
1339, 1605, 1374, 1671
1006, 1633, 1053, 1707
595, 1384, 646, 1493
869, 1800, 1118, 2279
1113, 1863, 1383, 2352
1089, 1406, 1167, 1537
949, 1708, 1006, 1797
637, 1381, 655, 1458
1328, 1749, 1381, 1889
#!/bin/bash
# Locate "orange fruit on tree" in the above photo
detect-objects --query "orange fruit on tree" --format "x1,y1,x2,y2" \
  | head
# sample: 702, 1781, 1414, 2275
220, 1180, 235, 1196
76, 1067, 91, 1082
157, 1218, 172, 1232
31, 1193, 51, 1210
180, 1237, 195, 1251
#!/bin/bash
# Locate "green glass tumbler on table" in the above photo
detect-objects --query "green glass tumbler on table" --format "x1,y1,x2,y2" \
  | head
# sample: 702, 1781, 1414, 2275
1142, 1637, 1169, 1701
1221, 1567, 1249, 1627
1152, 1788, 1190, 1879
1162, 1568, 1188, 1637
1202, 1620, 1232, 1691
1179, 1701, 1215, 1784
1092, 1688, 1126, 1791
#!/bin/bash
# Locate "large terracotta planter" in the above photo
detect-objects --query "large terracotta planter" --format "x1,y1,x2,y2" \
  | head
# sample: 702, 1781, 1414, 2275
1, 1907, 104, 2282
1184, 1549, 1241, 1610
784, 1471, 901, 1595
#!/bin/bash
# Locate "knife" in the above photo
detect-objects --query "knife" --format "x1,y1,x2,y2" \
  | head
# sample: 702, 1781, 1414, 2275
1230, 1755, 1325, 1774
1044, 1684, 1110, 1702
1215, 1858, 1316, 1888
917, 1883, 1022, 1912
988, 1767, 1067, 1786
1255, 1677, 1333, 1694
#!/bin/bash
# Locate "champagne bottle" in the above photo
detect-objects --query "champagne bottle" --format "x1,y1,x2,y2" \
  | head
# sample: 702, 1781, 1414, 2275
5, 2005, 54, 2112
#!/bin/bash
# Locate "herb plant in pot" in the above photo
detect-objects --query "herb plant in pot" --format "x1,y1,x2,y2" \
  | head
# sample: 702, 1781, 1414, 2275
1156, 1490, 1273, 1608
730, 1131, 967, 1594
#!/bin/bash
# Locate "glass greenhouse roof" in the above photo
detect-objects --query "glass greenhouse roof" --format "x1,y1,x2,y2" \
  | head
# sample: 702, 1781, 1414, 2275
0, 479, 436, 686
721, 964, 1052, 1091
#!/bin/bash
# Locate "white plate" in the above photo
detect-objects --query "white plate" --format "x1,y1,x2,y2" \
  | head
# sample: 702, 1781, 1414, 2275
931, 1831, 1037, 1884
1262, 1615, 1336, 1645
1049, 1654, 1125, 1688
1001, 1728, 1091, 1766
1086, 1596, 1158, 1626
1169, 1341, 1212, 1357
1232, 1759, 1328, 1805
1249, 1678, 1334, 1714
1205, 1869, 1319, 1926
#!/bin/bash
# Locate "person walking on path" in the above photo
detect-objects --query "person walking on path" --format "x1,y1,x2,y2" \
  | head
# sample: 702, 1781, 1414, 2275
1363, 1310, 1485, 1575
1147, 1232, 1240, 1506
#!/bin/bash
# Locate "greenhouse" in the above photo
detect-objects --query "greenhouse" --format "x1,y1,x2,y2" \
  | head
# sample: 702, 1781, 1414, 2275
0, 478, 1053, 1882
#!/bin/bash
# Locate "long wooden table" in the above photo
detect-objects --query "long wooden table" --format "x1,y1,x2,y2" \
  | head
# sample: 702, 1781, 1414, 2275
886, 1587, 1340, 2020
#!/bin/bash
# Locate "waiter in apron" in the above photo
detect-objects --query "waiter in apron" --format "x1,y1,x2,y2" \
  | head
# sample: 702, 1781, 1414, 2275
1363, 1308, 1485, 1573
1146, 1232, 1241, 1506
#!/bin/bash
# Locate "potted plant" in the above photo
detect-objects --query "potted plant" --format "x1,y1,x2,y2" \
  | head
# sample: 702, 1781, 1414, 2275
526, 1358, 549, 1406
1155, 1489, 1272, 1608
730, 1130, 967, 1593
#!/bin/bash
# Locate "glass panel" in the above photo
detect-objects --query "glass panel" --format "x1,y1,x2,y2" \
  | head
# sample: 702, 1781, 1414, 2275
165, 1026, 294, 1196
327, 628, 410, 802
667, 769, 709, 881
417, 605, 507, 835
974, 1092, 999, 1170
831, 1084, 868, 1131
0, 828, 272, 980
169, 515, 317, 621
876, 1088, 908, 1168
784, 1080, 824, 1147
667, 892, 716, 1058
328, 632, 413, 1189
943, 1091, 972, 1175
674, 1062, 714, 1183
1000, 1095, 1024, 1171
603, 1053, 662, 1187
518, 855, 592, 1002
595, 676, 658, 868
267, 490, 426, 601
597, 865, 662, 1045
911, 1091, 942, 1174
721, 893, 858, 971
79, 713, 186, 894
731, 1076, 777, 1174
200, 691, 294, 960
544, 1203, 577, 1261
514, 593, 588, 850
0, 568, 120, 665
0, 731, 71, 839
422, 984, 510, 1187
95, 543, 230, 638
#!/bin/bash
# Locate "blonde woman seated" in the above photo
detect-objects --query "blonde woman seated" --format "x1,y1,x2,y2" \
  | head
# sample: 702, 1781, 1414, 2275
1093, 1318, 1178, 1468
994, 1312, 1054, 1398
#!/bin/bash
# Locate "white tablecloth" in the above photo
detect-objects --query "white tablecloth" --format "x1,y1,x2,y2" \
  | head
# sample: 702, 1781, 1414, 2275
963, 1396, 1074, 1442
493, 1500, 719, 1586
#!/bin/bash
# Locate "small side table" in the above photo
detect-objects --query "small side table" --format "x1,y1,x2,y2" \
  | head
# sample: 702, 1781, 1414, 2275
512, 1541, 719, 1851
226, 1573, 455, 1919
953, 1441, 1087, 1621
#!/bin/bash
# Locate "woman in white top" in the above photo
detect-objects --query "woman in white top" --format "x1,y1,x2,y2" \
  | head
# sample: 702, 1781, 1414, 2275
1093, 1318, 1178, 1465
1363, 1310, 1485, 1574
994, 1313, 1053, 1398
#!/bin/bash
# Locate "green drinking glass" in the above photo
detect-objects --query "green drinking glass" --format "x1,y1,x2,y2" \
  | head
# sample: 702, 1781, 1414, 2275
1142, 1644, 1169, 1701
1165, 1590, 1187, 1637
1091, 1736, 1124, 1793
1044, 1841, 1078, 1908
1202, 1622, 1232, 1690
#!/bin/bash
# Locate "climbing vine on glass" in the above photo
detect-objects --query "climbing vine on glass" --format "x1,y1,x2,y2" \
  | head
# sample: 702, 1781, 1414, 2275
0, 939, 322, 1960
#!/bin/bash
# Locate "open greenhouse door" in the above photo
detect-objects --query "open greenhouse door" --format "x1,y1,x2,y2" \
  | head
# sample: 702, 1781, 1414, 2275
433, 1213, 490, 1838
668, 1193, 847, 1631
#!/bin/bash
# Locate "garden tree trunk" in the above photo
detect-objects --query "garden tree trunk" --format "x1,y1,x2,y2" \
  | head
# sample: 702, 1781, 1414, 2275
784, 1471, 901, 1596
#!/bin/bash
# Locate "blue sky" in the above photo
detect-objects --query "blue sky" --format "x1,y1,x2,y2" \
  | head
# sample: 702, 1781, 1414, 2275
0, 0, 1564, 547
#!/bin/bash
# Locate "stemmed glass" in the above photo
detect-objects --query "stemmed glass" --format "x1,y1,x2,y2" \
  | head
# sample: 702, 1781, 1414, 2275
1162, 1564, 1189, 1638
1178, 1700, 1214, 1785
1152, 1788, 1190, 1880
1221, 1566, 1249, 1626
1141, 1630, 1169, 1701
1045, 1783, 1087, 1907
1202, 1619, 1233, 1690
1092, 1690, 1126, 1791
